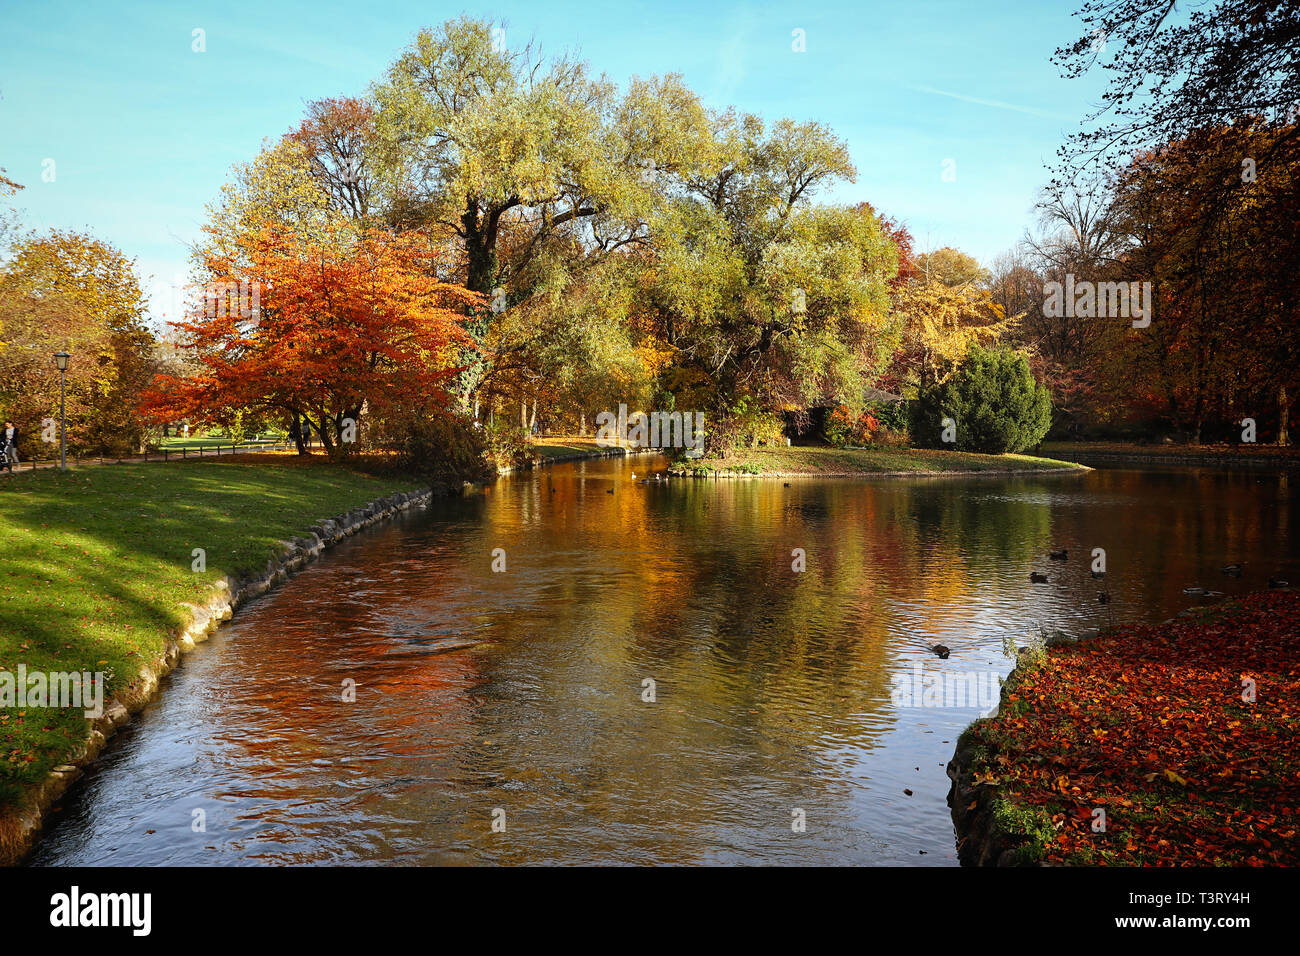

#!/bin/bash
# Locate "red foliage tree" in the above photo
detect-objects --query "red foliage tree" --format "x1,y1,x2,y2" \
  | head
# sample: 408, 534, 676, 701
140, 225, 480, 457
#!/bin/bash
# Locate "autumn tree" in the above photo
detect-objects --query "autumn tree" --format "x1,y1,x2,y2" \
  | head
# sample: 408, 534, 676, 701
196, 137, 341, 274
889, 246, 1010, 393
1044, 0, 1300, 443
290, 97, 379, 224
1055, 0, 1300, 186
1006, 181, 1136, 435
637, 115, 899, 453
1107, 121, 1300, 443
141, 225, 479, 459
0, 229, 157, 456
368, 17, 719, 414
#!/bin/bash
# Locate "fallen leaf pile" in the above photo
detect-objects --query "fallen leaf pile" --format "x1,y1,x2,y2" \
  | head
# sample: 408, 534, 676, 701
964, 590, 1300, 865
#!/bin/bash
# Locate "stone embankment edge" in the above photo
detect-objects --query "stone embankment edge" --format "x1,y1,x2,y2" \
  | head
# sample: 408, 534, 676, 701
0, 486, 436, 865
665, 464, 1091, 479
500, 445, 660, 474
1044, 448, 1300, 470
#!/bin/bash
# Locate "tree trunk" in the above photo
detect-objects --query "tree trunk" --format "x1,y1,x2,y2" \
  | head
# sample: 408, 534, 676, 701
290, 413, 308, 455
462, 201, 498, 294
311, 415, 335, 459
1279, 385, 1291, 446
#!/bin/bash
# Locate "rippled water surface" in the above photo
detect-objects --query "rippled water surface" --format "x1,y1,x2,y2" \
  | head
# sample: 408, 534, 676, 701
30, 458, 1298, 865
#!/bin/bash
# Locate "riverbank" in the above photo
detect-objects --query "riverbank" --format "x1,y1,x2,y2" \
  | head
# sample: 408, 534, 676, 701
501, 437, 660, 473
947, 590, 1300, 866
1041, 441, 1300, 470
0, 458, 430, 863
666, 445, 1088, 478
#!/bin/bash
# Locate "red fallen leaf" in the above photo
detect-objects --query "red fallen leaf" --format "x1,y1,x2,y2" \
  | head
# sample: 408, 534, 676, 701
962, 591, 1300, 866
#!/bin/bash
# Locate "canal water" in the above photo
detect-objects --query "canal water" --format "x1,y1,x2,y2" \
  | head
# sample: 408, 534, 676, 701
30, 458, 1298, 865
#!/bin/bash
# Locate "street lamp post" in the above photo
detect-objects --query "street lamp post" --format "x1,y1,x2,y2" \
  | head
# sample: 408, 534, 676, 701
53, 351, 70, 470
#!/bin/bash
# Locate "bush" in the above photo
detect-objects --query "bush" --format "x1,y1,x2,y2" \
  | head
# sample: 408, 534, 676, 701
482, 418, 532, 470
383, 412, 494, 483
911, 347, 1052, 454
705, 396, 785, 456
823, 405, 879, 447
869, 399, 909, 434
824, 401, 910, 448
870, 425, 911, 448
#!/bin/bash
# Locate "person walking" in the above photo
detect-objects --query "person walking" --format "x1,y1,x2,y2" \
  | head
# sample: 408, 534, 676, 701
1, 421, 18, 474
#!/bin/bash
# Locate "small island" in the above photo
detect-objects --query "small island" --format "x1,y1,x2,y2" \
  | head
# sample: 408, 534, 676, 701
666, 444, 1088, 478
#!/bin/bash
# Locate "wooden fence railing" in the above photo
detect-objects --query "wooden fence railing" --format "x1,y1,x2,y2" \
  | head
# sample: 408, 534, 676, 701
3, 439, 325, 472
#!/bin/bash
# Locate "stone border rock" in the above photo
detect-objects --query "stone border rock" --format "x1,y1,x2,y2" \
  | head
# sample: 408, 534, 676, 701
666, 464, 1091, 479
0, 486, 436, 865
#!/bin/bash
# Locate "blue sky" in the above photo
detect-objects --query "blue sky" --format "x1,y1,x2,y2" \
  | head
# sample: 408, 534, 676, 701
0, 0, 1108, 325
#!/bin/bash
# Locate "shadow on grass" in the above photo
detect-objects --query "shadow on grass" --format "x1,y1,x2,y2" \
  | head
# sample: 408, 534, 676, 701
0, 459, 421, 807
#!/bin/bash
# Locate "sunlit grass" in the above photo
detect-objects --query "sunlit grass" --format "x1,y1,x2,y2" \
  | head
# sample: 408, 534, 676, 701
676, 445, 1085, 475
0, 459, 422, 807
157, 435, 289, 452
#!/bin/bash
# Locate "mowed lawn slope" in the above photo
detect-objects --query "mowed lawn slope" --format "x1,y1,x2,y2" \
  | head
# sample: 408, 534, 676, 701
0, 459, 422, 807
676, 445, 1086, 476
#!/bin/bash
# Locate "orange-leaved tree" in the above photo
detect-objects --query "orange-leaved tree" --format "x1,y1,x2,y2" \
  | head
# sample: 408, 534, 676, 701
140, 224, 481, 457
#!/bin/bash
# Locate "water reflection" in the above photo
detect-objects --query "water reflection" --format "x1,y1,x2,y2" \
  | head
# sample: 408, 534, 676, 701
30, 459, 1298, 865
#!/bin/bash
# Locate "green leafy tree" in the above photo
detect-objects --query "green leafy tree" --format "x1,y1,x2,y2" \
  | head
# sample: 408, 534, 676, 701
645, 117, 899, 454
0, 229, 157, 457
912, 346, 1052, 453
369, 17, 716, 413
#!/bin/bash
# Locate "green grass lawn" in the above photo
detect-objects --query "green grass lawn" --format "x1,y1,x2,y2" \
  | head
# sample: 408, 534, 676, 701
156, 435, 289, 452
673, 445, 1086, 476
530, 437, 613, 459
0, 459, 422, 809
